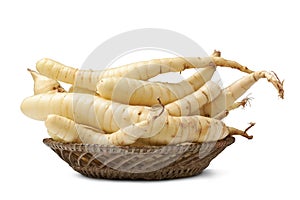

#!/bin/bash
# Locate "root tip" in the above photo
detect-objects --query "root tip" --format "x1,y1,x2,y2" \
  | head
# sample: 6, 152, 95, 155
241, 96, 253, 107
228, 122, 255, 140
270, 71, 285, 99
246, 135, 254, 139
244, 122, 255, 139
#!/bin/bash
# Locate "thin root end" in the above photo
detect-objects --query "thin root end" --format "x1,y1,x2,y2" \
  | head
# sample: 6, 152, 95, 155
241, 96, 253, 108
27, 68, 37, 79
278, 80, 285, 99
270, 71, 285, 99
156, 97, 164, 107
212, 57, 254, 74
228, 96, 253, 111
155, 97, 165, 117
245, 122, 255, 130
242, 134, 253, 140
228, 122, 255, 140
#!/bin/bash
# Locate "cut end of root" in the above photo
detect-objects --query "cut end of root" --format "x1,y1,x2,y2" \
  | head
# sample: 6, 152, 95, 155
211, 50, 221, 57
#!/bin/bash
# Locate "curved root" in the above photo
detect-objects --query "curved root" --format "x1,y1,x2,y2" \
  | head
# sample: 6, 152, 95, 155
254, 71, 284, 99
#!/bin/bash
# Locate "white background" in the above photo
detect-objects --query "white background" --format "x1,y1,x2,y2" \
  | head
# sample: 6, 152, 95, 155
1, 0, 299, 199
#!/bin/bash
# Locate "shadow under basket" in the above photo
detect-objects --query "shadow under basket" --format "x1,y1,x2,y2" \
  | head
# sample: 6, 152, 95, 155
43, 136, 235, 180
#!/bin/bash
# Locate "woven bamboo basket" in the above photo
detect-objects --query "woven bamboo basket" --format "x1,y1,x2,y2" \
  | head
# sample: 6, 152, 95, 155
43, 136, 235, 180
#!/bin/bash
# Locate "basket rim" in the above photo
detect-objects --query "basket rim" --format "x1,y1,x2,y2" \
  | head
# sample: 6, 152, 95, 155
43, 136, 235, 154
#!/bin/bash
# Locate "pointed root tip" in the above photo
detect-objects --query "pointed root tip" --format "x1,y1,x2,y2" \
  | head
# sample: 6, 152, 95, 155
27, 68, 36, 79
27, 68, 35, 72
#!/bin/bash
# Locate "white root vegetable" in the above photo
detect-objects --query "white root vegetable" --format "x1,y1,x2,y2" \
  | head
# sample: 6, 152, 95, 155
21, 93, 151, 133
22, 70, 277, 136
45, 114, 95, 143
36, 52, 253, 91
135, 115, 253, 145
96, 67, 216, 105
27, 68, 65, 94
201, 71, 284, 118
21, 50, 285, 146
165, 81, 222, 116
45, 111, 253, 146
36, 59, 77, 84
36, 57, 214, 91
45, 105, 167, 145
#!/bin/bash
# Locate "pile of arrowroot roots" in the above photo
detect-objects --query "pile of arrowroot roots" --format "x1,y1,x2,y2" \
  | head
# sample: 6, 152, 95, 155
21, 50, 284, 146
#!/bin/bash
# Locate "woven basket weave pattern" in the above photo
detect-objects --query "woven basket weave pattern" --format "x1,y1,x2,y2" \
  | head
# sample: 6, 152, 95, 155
43, 136, 235, 180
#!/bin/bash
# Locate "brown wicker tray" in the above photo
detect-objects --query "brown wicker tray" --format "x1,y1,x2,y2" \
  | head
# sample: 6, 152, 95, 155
43, 136, 235, 180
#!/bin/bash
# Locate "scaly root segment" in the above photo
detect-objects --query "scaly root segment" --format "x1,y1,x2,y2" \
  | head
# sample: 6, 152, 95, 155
228, 122, 256, 139
212, 56, 254, 74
